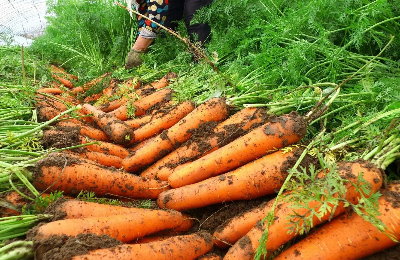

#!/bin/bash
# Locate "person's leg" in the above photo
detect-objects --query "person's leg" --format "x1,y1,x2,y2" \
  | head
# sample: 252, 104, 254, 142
184, 0, 213, 45
164, 0, 185, 31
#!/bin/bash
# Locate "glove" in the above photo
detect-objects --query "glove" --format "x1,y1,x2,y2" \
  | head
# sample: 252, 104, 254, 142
125, 48, 145, 69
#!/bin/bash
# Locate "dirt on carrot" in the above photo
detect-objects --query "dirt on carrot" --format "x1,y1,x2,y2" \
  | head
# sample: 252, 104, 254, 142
42, 129, 80, 150
30, 232, 122, 260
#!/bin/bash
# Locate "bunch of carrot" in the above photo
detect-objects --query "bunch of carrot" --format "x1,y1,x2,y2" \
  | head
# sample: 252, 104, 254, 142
18, 66, 397, 259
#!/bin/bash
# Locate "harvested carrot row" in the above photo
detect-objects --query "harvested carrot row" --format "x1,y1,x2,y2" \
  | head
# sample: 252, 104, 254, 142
36, 88, 63, 94
57, 120, 110, 142
141, 107, 268, 180
168, 111, 307, 188
130, 101, 195, 144
110, 88, 173, 120
122, 97, 229, 172
157, 148, 300, 211
222, 161, 383, 259
71, 232, 214, 260
30, 211, 190, 243
274, 182, 400, 260
33, 153, 169, 199
81, 104, 134, 145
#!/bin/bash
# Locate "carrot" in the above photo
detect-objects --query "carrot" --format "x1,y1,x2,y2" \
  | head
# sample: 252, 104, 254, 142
47, 199, 193, 232
0, 191, 25, 216
71, 86, 84, 94
125, 113, 161, 129
81, 72, 112, 92
141, 107, 268, 180
57, 120, 110, 142
33, 153, 169, 199
68, 150, 123, 168
35, 94, 68, 112
81, 104, 134, 145
128, 136, 156, 152
133, 234, 177, 244
36, 88, 63, 94
49, 65, 79, 81
110, 88, 173, 120
79, 136, 130, 158
130, 101, 195, 144
122, 97, 229, 172
36, 105, 63, 122
31, 211, 191, 243
157, 148, 301, 211
52, 74, 74, 89
168, 111, 307, 188
71, 232, 214, 260
274, 182, 400, 260
222, 161, 383, 259
197, 253, 223, 260
84, 93, 102, 103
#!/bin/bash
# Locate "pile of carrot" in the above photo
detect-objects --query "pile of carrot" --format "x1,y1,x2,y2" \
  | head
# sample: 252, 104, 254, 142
16, 66, 397, 259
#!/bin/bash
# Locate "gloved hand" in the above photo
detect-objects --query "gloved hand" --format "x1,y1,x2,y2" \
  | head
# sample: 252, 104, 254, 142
125, 48, 145, 69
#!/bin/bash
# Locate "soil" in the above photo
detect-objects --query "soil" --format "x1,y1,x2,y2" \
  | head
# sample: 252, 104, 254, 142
361, 244, 400, 260
41, 129, 80, 149
31, 233, 122, 260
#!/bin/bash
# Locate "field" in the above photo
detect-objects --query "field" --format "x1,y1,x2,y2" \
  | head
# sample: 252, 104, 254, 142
0, 0, 399, 259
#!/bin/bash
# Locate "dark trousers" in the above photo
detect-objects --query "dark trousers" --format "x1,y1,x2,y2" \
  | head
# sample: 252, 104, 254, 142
164, 0, 213, 45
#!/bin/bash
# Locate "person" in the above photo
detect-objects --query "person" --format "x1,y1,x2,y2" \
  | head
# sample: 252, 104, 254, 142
125, 0, 213, 69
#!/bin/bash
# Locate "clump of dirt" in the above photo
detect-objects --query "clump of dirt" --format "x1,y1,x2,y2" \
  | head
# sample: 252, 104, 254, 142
280, 146, 319, 174
43, 197, 68, 221
41, 129, 80, 149
31, 233, 122, 260
186, 198, 269, 234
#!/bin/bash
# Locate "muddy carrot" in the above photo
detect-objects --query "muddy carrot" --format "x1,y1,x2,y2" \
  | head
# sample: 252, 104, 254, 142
141, 107, 268, 180
31, 211, 190, 243
36, 105, 63, 122
33, 153, 169, 199
125, 113, 161, 129
71, 232, 213, 260
81, 104, 134, 145
69, 150, 123, 168
84, 93, 102, 103
80, 136, 130, 158
110, 88, 173, 120
36, 88, 63, 94
57, 120, 110, 142
274, 182, 400, 260
168, 111, 307, 188
157, 149, 300, 211
128, 136, 156, 153
222, 161, 383, 259
52, 74, 74, 89
130, 101, 195, 143
49, 65, 78, 81
197, 254, 223, 260
122, 97, 229, 172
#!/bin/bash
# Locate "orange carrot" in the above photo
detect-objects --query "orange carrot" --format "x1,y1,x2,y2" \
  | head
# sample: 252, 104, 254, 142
71, 86, 84, 94
71, 232, 213, 260
33, 153, 169, 199
128, 136, 156, 153
47, 200, 193, 232
36, 105, 63, 122
52, 74, 74, 89
84, 93, 103, 103
0, 191, 25, 216
57, 120, 110, 142
81, 104, 134, 145
49, 65, 78, 81
168, 111, 307, 188
110, 88, 173, 120
133, 234, 177, 244
125, 113, 161, 129
31, 211, 191, 243
274, 182, 400, 260
122, 97, 229, 172
68, 150, 123, 168
222, 161, 383, 259
36, 88, 63, 94
80, 72, 112, 92
197, 253, 223, 260
130, 101, 195, 144
79, 136, 130, 158
157, 149, 300, 211
141, 107, 268, 180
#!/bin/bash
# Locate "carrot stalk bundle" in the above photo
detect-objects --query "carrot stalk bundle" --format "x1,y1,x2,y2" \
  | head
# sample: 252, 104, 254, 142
274, 182, 400, 260
122, 97, 229, 173
141, 107, 268, 180
81, 104, 134, 145
222, 161, 383, 259
30, 210, 191, 243
71, 232, 214, 260
33, 153, 169, 199
168, 111, 307, 188
110, 88, 173, 121
130, 101, 195, 144
157, 149, 300, 211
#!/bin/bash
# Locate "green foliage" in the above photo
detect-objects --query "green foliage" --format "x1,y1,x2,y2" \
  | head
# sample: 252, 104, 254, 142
76, 191, 123, 206
23, 191, 64, 215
